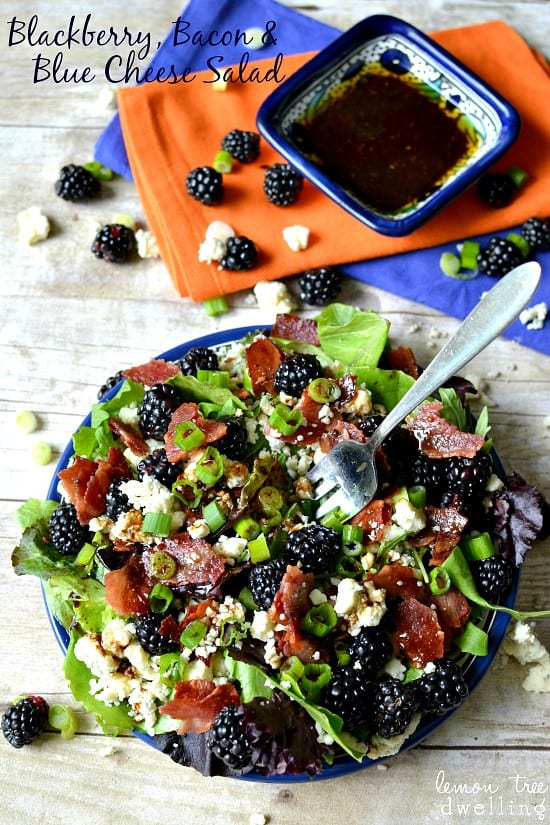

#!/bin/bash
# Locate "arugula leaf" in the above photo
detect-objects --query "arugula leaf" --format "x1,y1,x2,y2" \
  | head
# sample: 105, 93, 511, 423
13, 498, 58, 531
354, 366, 415, 411
315, 304, 390, 369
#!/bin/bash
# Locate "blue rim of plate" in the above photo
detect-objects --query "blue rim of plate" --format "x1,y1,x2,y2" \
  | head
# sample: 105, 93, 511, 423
43, 326, 519, 782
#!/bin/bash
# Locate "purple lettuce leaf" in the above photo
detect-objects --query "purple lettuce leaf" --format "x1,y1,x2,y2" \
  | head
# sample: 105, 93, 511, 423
490, 473, 548, 565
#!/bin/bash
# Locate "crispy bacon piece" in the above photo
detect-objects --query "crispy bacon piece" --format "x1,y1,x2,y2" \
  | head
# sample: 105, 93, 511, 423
406, 400, 485, 458
142, 534, 227, 590
350, 499, 392, 541
160, 680, 241, 734
368, 564, 428, 601
104, 554, 151, 616
270, 314, 320, 345
269, 565, 323, 664
432, 587, 471, 631
122, 358, 179, 386
393, 597, 445, 668
164, 402, 227, 463
246, 337, 283, 396
58, 447, 131, 524
108, 417, 149, 456
386, 346, 419, 379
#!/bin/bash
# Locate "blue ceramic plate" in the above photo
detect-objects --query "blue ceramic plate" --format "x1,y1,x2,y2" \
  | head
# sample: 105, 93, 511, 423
43, 327, 519, 782
257, 14, 520, 236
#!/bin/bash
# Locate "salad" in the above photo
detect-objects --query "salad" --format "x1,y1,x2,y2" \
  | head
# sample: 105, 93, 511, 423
11, 304, 548, 779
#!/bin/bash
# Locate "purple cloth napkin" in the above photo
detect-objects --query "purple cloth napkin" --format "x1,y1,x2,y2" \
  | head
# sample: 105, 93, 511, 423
95, 0, 549, 356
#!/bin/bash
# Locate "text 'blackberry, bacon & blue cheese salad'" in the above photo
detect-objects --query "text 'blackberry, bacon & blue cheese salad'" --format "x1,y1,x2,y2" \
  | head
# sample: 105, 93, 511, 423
11, 304, 549, 778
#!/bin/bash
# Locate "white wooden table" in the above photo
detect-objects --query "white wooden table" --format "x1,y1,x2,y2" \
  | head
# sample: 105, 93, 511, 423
1, 2, 548, 823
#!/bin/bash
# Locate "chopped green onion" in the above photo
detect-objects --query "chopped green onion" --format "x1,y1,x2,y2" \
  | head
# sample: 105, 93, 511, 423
172, 478, 202, 508
461, 531, 495, 562
300, 663, 332, 701
342, 524, 363, 556
301, 603, 338, 637
180, 619, 207, 649
248, 533, 270, 563
439, 251, 461, 277
455, 620, 488, 656
113, 212, 136, 230
429, 566, 451, 595
506, 232, 530, 258
48, 704, 77, 739
334, 641, 351, 667
268, 404, 305, 436
213, 150, 233, 173
159, 652, 186, 686
459, 240, 480, 270
281, 655, 305, 681
83, 161, 114, 181
75, 542, 96, 566
31, 441, 52, 465
319, 507, 346, 532
149, 583, 174, 613
257, 485, 284, 510
173, 420, 206, 452
202, 499, 227, 532
142, 512, 172, 537
233, 514, 261, 540
407, 484, 427, 508
195, 446, 224, 486
335, 555, 363, 578
149, 549, 177, 579
506, 165, 528, 189
196, 369, 230, 388
307, 377, 341, 404
257, 506, 283, 533
203, 296, 229, 317
15, 409, 39, 433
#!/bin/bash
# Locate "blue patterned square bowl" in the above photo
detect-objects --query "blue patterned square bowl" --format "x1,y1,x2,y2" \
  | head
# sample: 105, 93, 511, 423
257, 15, 520, 236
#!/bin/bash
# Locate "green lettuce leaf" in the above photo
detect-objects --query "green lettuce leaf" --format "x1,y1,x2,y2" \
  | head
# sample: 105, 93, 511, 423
169, 373, 245, 413
12, 519, 76, 580
353, 365, 415, 411
315, 304, 390, 369
13, 498, 58, 531
46, 573, 114, 633
224, 654, 273, 702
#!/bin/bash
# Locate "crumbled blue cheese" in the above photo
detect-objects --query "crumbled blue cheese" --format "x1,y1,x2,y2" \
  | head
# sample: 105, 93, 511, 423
367, 713, 421, 759
205, 220, 235, 243
253, 280, 297, 319
17, 206, 50, 244
392, 497, 426, 534
135, 229, 160, 259
519, 302, 547, 330
383, 657, 407, 681
74, 635, 117, 678
199, 235, 226, 263
121, 475, 179, 515
502, 621, 550, 691
187, 518, 210, 539
101, 618, 135, 658
339, 388, 373, 416
333, 578, 387, 633
213, 534, 248, 560
282, 224, 310, 251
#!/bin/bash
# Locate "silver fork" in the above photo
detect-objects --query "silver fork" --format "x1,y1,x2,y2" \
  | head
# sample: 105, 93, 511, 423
307, 260, 541, 519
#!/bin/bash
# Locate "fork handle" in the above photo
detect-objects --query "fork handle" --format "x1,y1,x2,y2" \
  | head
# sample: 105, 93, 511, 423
367, 261, 541, 451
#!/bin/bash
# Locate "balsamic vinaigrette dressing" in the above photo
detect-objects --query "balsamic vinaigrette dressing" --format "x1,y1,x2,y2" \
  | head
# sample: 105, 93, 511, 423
297, 67, 479, 213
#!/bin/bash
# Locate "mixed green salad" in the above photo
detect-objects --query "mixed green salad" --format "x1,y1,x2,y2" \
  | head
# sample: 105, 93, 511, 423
11, 304, 548, 778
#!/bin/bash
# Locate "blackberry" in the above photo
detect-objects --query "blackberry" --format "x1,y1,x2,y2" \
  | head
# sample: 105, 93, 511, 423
2, 696, 49, 748
471, 554, 514, 602
248, 558, 288, 610
92, 224, 135, 263
137, 448, 182, 488
320, 666, 372, 729
221, 129, 260, 163
214, 417, 248, 461
298, 266, 343, 306
476, 237, 523, 278
520, 217, 550, 252
105, 479, 132, 521
273, 353, 324, 396
408, 453, 443, 495
441, 453, 493, 502
477, 173, 516, 208
54, 164, 100, 202
263, 163, 303, 206
98, 370, 124, 400
207, 704, 254, 772
220, 236, 258, 271
416, 659, 468, 715
134, 613, 179, 655
370, 676, 418, 738
284, 524, 340, 574
176, 346, 219, 376
138, 383, 184, 439
360, 415, 416, 481
48, 503, 89, 556
345, 626, 393, 674
185, 166, 223, 205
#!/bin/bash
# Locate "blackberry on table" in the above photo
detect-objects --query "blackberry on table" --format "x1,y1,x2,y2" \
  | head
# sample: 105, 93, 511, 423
520, 217, 550, 252
207, 704, 254, 772
220, 236, 258, 271
2, 695, 49, 748
284, 524, 340, 574
97, 370, 124, 400
298, 266, 343, 306
214, 417, 248, 461
185, 166, 223, 205
370, 676, 418, 738
477, 173, 516, 208
138, 383, 184, 439
416, 659, 468, 716
134, 613, 179, 655
221, 129, 260, 163
105, 479, 132, 522
471, 554, 514, 602
345, 626, 393, 675
273, 353, 324, 396
248, 558, 288, 610
92, 224, 135, 263
320, 665, 372, 729
54, 164, 100, 202
176, 346, 219, 376
137, 448, 182, 489
48, 502, 89, 556
263, 163, 303, 206
476, 236, 523, 278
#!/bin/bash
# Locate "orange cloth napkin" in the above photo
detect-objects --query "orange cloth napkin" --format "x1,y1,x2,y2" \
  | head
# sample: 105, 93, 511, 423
118, 21, 550, 301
